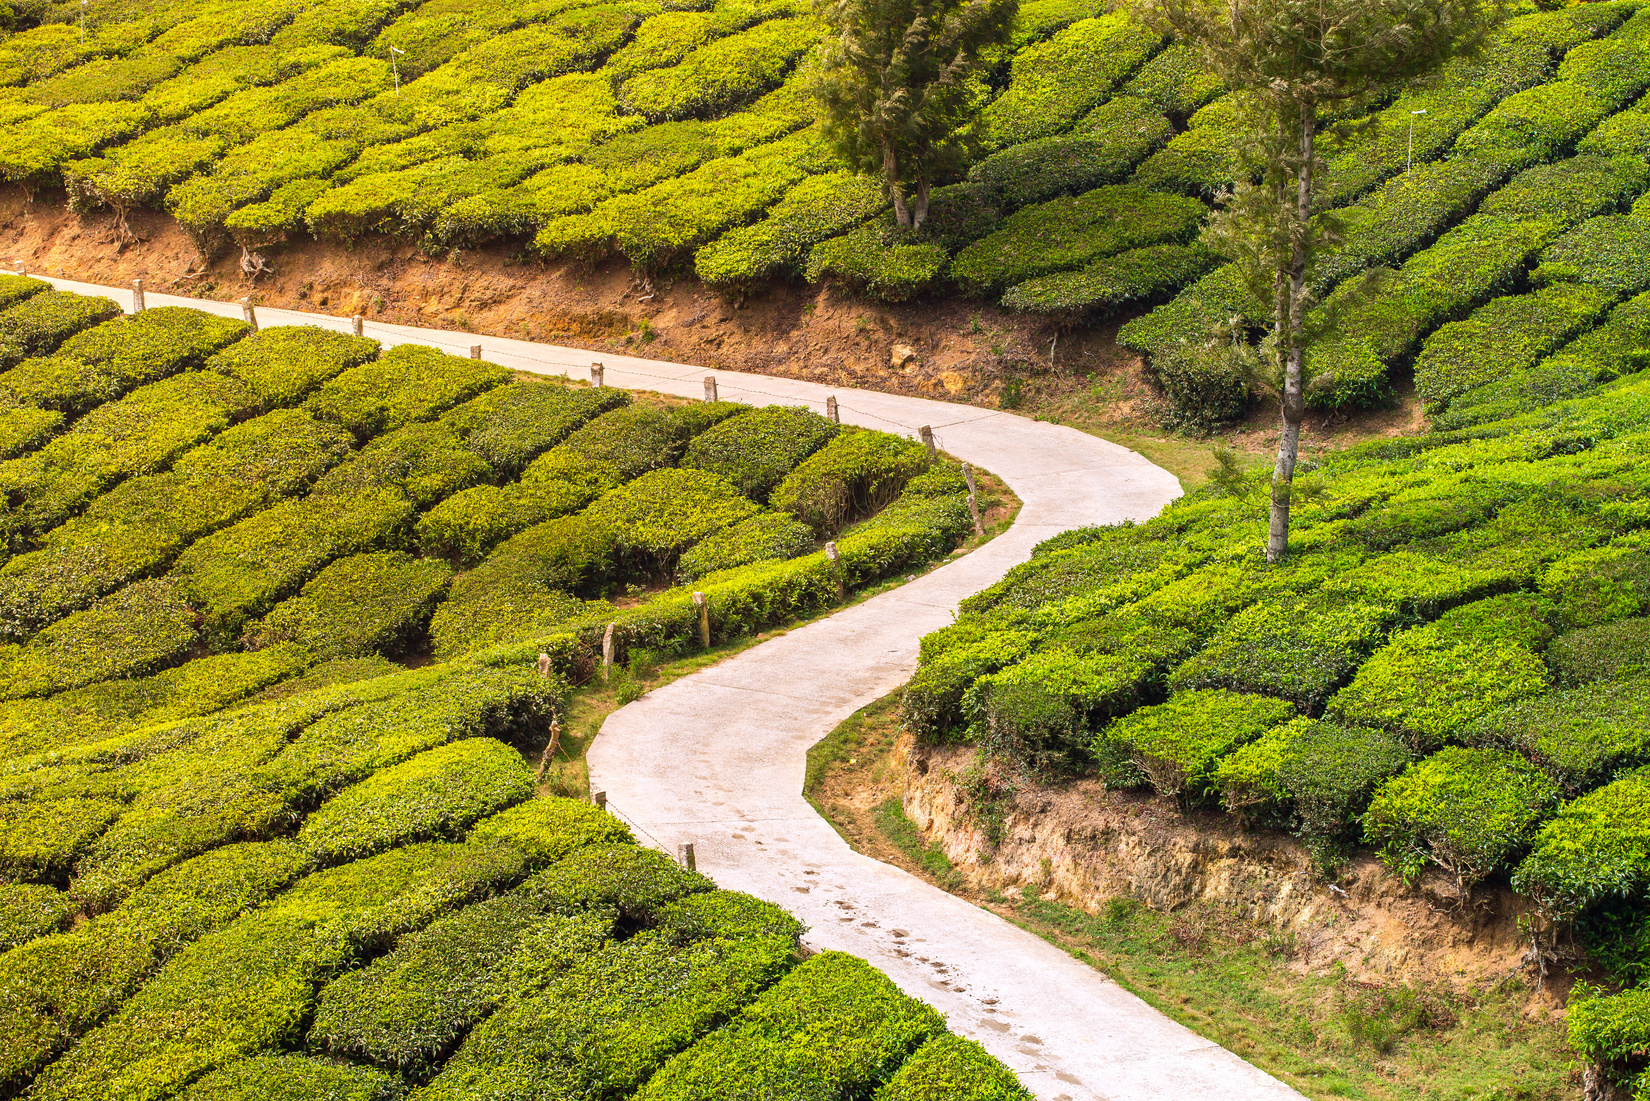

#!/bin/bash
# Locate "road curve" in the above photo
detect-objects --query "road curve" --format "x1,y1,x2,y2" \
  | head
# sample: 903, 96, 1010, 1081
37, 277, 1302, 1101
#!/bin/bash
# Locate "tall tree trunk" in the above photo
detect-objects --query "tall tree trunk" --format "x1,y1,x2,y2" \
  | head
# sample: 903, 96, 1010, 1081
1267, 107, 1314, 563
883, 138, 911, 229
913, 177, 930, 229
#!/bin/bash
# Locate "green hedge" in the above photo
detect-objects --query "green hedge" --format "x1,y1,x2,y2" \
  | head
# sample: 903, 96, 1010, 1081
979, 13, 1161, 150
966, 648, 1155, 777
207, 324, 380, 407
653, 888, 807, 946
1325, 620, 1550, 753
696, 170, 885, 288
0, 369, 263, 546
0, 578, 199, 700
1128, 94, 1240, 197
769, 427, 930, 533
0, 794, 122, 882
1001, 242, 1218, 318
904, 630, 1040, 742
619, 15, 819, 121
637, 950, 944, 1100
309, 420, 490, 508
1167, 595, 1394, 711
0, 839, 310, 1095
676, 511, 816, 583
466, 796, 635, 865
296, 737, 533, 864
30, 841, 526, 1101
1470, 678, 1650, 794
439, 378, 626, 478
804, 224, 949, 302
967, 96, 1172, 212
1566, 986, 1650, 1096
305, 343, 511, 441
172, 488, 414, 648
1548, 618, 1650, 685
874, 1034, 1033, 1101
176, 1056, 405, 1101
1514, 765, 1650, 917
0, 407, 352, 636
683, 404, 835, 501
424, 931, 794, 1101
0, 882, 75, 951
520, 842, 715, 925
246, 550, 453, 659
308, 888, 611, 1075
1096, 688, 1294, 803
951, 185, 1204, 297
1120, 41, 1222, 119
1413, 282, 1617, 414
1533, 214, 1650, 300
1541, 541, 1650, 629
1364, 746, 1558, 891
1214, 718, 1410, 867
0, 289, 121, 373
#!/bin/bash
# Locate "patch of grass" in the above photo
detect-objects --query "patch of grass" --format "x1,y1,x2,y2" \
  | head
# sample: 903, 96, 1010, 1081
1006, 896, 1574, 1101
872, 796, 959, 886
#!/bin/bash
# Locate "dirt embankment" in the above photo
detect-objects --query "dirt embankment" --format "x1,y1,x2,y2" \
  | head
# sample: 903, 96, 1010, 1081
897, 734, 1558, 1002
0, 191, 1089, 402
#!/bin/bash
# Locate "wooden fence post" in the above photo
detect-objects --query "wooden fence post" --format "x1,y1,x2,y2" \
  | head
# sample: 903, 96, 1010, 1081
693, 591, 709, 647
678, 842, 696, 871
825, 541, 845, 599
592, 790, 607, 811
470, 344, 482, 359
962, 463, 985, 537
703, 375, 717, 402
131, 278, 144, 312
601, 621, 616, 678
591, 362, 605, 387
239, 297, 258, 331
919, 425, 936, 458
352, 314, 364, 337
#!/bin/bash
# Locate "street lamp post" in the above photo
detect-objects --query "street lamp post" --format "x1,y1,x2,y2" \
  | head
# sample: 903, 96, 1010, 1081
79, 0, 87, 43
389, 46, 404, 95
1407, 108, 1428, 176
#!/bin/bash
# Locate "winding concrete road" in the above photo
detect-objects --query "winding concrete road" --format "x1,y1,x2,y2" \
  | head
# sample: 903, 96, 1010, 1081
37, 276, 1302, 1101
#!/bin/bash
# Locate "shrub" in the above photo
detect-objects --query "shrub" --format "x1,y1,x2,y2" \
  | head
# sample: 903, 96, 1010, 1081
636, 950, 944, 1100
696, 171, 885, 288
1364, 746, 1558, 892
0, 839, 310, 1095
1145, 338, 1254, 430
30, 841, 527, 1101
1477, 153, 1650, 226
1533, 214, 1650, 300
0, 290, 121, 373
1001, 242, 1218, 318
951, 185, 1205, 297
619, 15, 820, 121
1115, 262, 1265, 356
534, 401, 681, 488
523, 843, 714, 925
305, 343, 511, 441
1214, 718, 1409, 866
966, 648, 1155, 777
0, 578, 199, 700
246, 551, 453, 659
1453, 81, 1613, 162
1326, 623, 1550, 753
874, 1033, 1033, 1101
308, 891, 610, 1075
1120, 42, 1223, 118
310, 421, 490, 508
769, 427, 930, 533
653, 889, 806, 945
1096, 689, 1295, 803
425, 931, 794, 1101
967, 96, 1172, 211
1168, 595, 1394, 712
296, 737, 534, 864
677, 511, 816, 582
590, 467, 763, 579
1542, 543, 1650, 628
1128, 95, 1242, 197
979, 14, 1162, 150
0, 795, 122, 881
1469, 677, 1650, 794
1513, 766, 1650, 918
176, 1056, 405, 1101
440, 378, 626, 477
1413, 282, 1616, 413
206, 324, 380, 408
805, 225, 949, 302
466, 796, 634, 864
1567, 986, 1650, 1095
681, 404, 836, 501
0, 883, 75, 951
416, 478, 600, 567
1548, 618, 1650, 685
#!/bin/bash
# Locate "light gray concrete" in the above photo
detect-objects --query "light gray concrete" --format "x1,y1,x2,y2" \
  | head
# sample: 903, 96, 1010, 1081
36, 278, 1302, 1101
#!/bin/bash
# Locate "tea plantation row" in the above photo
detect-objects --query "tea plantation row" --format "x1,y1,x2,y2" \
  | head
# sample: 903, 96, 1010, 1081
906, 246, 1650, 1085
0, 283, 1022, 1097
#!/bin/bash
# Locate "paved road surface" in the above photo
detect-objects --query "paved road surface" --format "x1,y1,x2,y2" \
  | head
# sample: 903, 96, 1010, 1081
38, 277, 1304, 1101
